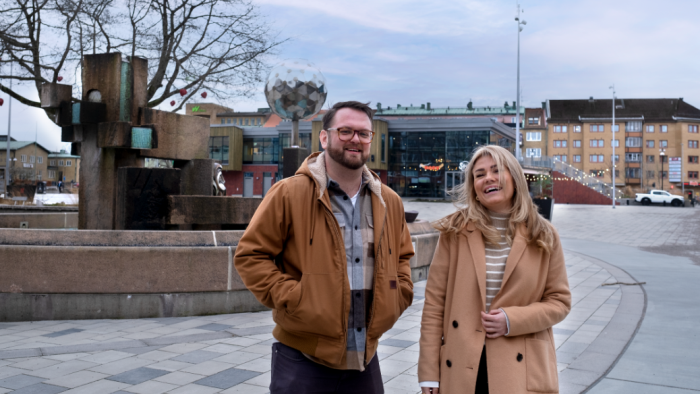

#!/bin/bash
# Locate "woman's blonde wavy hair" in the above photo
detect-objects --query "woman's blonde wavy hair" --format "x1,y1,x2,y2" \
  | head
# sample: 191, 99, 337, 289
433, 145, 555, 252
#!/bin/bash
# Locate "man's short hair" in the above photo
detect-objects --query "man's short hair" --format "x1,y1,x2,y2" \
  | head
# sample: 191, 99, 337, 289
321, 101, 373, 131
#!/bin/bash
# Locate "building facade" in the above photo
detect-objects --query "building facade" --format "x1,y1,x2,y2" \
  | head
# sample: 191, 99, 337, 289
0, 139, 52, 189
48, 150, 81, 185
545, 98, 700, 198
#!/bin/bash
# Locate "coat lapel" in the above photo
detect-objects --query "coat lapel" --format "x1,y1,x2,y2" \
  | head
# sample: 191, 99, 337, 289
465, 222, 486, 309
500, 224, 528, 290
371, 192, 386, 261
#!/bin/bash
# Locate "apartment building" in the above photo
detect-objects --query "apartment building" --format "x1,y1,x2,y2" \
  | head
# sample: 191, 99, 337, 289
48, 150, 81, 184
0, 138, 52, 187
545, 98, 700, 198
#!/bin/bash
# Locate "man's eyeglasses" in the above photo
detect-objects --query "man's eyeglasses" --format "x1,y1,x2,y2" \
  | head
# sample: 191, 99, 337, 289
327, 127, 375, 143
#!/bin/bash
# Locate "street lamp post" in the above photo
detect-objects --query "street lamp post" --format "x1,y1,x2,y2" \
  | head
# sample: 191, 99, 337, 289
4, 61, 12, 196
660, 148, 666, 191
610, 85, 616, 209
515, 2, 526, 161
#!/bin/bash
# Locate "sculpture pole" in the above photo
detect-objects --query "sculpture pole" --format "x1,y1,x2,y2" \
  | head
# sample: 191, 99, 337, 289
292, 119, 299, 148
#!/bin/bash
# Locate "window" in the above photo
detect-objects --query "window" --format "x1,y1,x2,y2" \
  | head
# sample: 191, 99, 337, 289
48, 170, 55, 179
612, 154, 620, 162
573, 155, 581, 162
590, 124, 604, 132
647, 170, 655, 179
381, 134, 386, 162
36, 171, 42, 180
690, 125, 699, 133
37, 156, 43, 164
612, 124, 620, 132
58, 160, 64, 166
526, 148, 541, 158
209, 136, 231, 165
21, 155, 26, 162
573, 140, 582, 148
612, 139, 620, 147
554, 140, 567, 148
690, 140, 699, 148
574, 125, 582, 133
646, 125, 655, 133
221, 119, 225, 124
660, 140, 668, 148
561, 155, 567, 162
589, 155, 604, 163
554, 155, 567, 162
30, 155, 35, 163
647, 155, 655, 163
528, 117, 540, 125
626, 168, 641, 179
590, 139, 604, 147
49, 160, 56, 166
242, 137, 281, 164
646, 140, 655, 148
689, 156, 699, 164
661, 125, 668, 133
626, 121, 642, 132
626, 137, 642, 147
590, 170, 605, 178
690, 171, 699, 179
66, 160, 72, 167
553, 125, 567, 133
526, 132, 541, 141
625, 153, 641, 162
661, 171, 667, 179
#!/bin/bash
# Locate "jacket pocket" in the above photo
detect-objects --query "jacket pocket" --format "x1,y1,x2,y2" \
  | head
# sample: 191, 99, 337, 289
525, 338, 558, 392
368, 274, 401, 338
283, 273, 344, 338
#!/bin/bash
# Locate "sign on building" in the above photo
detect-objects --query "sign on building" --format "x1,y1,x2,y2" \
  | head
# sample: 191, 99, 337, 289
669, 157, 682, 183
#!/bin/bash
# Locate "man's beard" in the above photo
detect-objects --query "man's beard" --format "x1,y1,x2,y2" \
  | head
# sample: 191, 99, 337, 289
326, 138, 368, 170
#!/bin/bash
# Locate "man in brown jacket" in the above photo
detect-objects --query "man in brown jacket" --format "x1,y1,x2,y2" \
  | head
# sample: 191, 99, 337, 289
234, 101, 414, 393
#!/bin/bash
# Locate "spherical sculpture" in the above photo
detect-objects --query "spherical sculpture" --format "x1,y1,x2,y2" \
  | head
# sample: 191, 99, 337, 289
264, 60, 327, 121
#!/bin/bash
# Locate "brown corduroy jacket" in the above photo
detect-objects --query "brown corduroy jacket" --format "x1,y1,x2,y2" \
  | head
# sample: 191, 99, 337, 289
234, 152, 414, 366
418, 221, 571, 393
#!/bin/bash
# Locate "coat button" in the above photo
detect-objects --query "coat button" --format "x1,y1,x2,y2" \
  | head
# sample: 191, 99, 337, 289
446, 360, 452, 367
517, 353, 523, 362
452, 320, 458, 328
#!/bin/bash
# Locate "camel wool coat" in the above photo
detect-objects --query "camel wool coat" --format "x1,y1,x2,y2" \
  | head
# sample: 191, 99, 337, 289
418, 221, 571, 394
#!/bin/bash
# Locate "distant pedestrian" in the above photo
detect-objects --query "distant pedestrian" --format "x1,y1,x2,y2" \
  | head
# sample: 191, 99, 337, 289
418, 145, 571, 394
58, 181, 63, 193
235, 101, 415, 394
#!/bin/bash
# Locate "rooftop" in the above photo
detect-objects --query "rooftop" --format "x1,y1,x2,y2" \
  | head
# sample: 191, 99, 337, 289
0, 141, 52, 152
548, 98, 700, 122
375, 103, 525, 116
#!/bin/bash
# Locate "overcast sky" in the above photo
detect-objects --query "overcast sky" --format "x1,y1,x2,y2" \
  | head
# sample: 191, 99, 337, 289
3, 0, 700, 150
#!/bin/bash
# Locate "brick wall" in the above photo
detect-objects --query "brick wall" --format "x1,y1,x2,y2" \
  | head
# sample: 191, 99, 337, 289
552, 171, 619, 205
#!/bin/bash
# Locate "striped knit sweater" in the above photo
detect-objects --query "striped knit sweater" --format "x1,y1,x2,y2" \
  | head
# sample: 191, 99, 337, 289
485, 211, 512, 312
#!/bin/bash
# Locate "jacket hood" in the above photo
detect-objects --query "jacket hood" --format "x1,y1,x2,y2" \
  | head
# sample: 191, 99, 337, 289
296, 151, 385, 207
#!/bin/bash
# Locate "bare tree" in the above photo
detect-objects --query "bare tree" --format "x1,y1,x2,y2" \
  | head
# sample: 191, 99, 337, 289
0, 0, 285, 121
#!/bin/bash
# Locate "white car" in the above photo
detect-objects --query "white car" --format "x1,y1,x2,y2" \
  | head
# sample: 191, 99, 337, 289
635, 190, 684, 207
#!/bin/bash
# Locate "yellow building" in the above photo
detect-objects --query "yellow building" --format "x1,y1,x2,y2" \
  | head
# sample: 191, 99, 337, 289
546, 98, 700, 198
48, 150, 81, 185
0, 138, 52, 188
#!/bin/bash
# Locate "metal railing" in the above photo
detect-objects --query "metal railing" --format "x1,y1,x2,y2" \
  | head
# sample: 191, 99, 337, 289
520, 156, 624, 200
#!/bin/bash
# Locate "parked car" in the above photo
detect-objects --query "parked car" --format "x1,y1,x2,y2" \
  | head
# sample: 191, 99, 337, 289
635, 190, 684, 206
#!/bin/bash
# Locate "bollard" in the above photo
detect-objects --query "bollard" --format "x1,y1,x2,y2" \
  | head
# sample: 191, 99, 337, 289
626, 200, 629, 205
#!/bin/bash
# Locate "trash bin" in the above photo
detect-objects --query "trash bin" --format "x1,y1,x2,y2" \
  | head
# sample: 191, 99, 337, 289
36, 181, 46, 194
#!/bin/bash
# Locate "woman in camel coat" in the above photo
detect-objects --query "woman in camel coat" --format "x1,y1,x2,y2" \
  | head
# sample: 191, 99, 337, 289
418, 145, 571, 394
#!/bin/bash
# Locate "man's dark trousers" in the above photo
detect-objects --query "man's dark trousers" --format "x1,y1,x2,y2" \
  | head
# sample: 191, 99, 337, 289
270, 342, 384, 393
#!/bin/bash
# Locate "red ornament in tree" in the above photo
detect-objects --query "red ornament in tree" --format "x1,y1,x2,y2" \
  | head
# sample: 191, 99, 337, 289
57, 76, 63, 82
170, 100, 176, 106
179, 89, 187, 96
0, 98, 4, 106
201, 92, 207, 99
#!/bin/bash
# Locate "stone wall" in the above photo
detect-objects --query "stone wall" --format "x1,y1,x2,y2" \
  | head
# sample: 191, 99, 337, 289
0, 219, 439, 321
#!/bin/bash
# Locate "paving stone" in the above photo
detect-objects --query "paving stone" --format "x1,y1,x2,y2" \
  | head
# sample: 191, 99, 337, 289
0, 374, 46, 389
379, 339, 416, 348
153, 371, 205, 386
194, 368, 261, 389
227, 326, 276, 337
171, 350, 223, 364
42, 330, 84, 339
120, 379, 178, 394
167, 384, 221, 394
195, 324, 232, 332
44, 371, 108, 388
9, 383, 67, 394
106, 367, 169, 385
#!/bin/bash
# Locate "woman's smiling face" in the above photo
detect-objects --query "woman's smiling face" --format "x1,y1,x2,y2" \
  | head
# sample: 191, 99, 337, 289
472, 155, 515, 213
